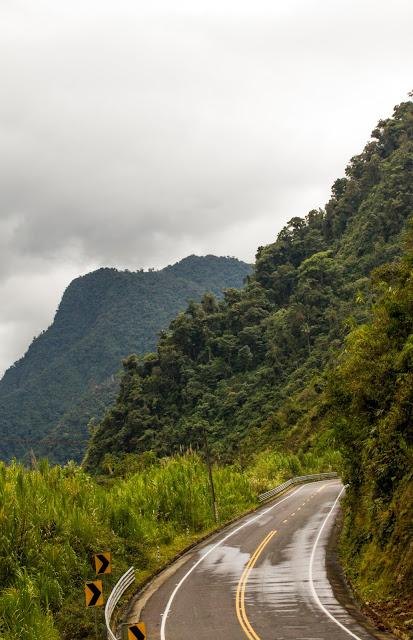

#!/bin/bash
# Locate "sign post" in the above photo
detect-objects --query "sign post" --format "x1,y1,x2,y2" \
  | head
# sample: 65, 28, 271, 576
85, 580, 104, 640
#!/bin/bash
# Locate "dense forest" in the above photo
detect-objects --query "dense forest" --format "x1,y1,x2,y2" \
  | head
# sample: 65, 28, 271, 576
0, 256, 251, 464
86, 97, 413, 471
83, 96, 413, 636
326, 239, 413, 632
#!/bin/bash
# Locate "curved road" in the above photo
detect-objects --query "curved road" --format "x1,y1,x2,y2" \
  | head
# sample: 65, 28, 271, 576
128, 480, 391, 640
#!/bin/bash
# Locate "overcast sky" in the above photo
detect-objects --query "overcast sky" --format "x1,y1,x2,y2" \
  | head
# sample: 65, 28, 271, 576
0, 0, 412, 376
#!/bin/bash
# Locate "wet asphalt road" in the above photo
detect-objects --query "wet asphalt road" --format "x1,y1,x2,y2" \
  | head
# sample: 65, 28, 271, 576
130, 480, 389, 640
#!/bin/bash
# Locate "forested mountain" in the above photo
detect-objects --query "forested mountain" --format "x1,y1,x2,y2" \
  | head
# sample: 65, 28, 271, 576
0, 255, 251, 463
85, 97, 413, 471
84, 95, 413, 633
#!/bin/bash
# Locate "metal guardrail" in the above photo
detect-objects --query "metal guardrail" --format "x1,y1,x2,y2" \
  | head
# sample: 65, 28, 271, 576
257, 472, 338, 502
105, 566, 135, 640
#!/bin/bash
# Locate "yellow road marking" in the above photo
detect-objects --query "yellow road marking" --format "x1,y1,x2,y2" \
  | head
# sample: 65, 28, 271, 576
235, 530, 276, 640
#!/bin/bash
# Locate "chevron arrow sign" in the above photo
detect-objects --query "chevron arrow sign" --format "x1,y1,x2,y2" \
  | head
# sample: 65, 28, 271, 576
94, 552, 112, 575
127, 622, 146, 640
85, 580, 104, 607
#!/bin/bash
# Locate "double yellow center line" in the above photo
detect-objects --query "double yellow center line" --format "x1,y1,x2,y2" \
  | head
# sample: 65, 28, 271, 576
235, 530, 277, 640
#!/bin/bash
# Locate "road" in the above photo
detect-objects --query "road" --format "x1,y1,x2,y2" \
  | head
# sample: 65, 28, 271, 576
128, 480, 392, 640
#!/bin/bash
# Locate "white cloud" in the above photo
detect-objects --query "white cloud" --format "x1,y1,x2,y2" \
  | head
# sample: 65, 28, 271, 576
0, 0, 412, 374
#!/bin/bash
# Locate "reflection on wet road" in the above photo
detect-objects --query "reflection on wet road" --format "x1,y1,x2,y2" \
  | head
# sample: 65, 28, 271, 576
131, 480, 392, 640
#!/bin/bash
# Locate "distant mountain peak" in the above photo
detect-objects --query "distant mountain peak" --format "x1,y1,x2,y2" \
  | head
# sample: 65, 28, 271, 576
0, 255, 251, 464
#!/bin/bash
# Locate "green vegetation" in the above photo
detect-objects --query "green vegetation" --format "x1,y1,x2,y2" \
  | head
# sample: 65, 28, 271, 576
2, 96, 412, 638
0, 449, 337, 639
324, 235, 413, 636
86, 97, 413, 472
83, 95, 413, 634
0, 256, 251, 464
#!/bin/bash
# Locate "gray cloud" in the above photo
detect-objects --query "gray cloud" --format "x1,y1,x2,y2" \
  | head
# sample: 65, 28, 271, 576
0, 0, 413, 374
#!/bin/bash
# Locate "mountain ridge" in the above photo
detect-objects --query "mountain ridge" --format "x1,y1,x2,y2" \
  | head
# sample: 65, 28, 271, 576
0, 254, 251, 463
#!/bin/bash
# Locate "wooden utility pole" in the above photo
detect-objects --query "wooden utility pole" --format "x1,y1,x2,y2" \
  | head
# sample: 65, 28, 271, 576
202, 424, 218, 523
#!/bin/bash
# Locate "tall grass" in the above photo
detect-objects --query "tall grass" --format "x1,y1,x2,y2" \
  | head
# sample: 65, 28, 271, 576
0, 448, 339, 639
246, 447, 342, 494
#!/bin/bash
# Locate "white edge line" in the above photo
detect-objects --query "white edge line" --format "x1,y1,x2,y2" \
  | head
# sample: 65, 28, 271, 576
309, 485, 364, 640
160, 484, 305, 640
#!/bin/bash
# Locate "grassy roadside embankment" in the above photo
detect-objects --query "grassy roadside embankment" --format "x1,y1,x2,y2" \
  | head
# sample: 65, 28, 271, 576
0, 448, 339, 639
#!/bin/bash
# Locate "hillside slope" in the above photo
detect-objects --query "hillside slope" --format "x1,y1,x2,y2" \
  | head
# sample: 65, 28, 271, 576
0, 255, 251, 463
325, 236, 413, 637
84, 95, 413, 635
85, 97, 413, 469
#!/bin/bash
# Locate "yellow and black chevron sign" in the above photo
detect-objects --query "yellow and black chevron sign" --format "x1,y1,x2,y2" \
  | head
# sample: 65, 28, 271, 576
93, 551, 112, 575
127, 622, 146, 640
84, 580, 104, 607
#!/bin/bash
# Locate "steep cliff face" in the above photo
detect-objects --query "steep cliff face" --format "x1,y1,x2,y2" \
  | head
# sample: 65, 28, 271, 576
0, 255, 251, 463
